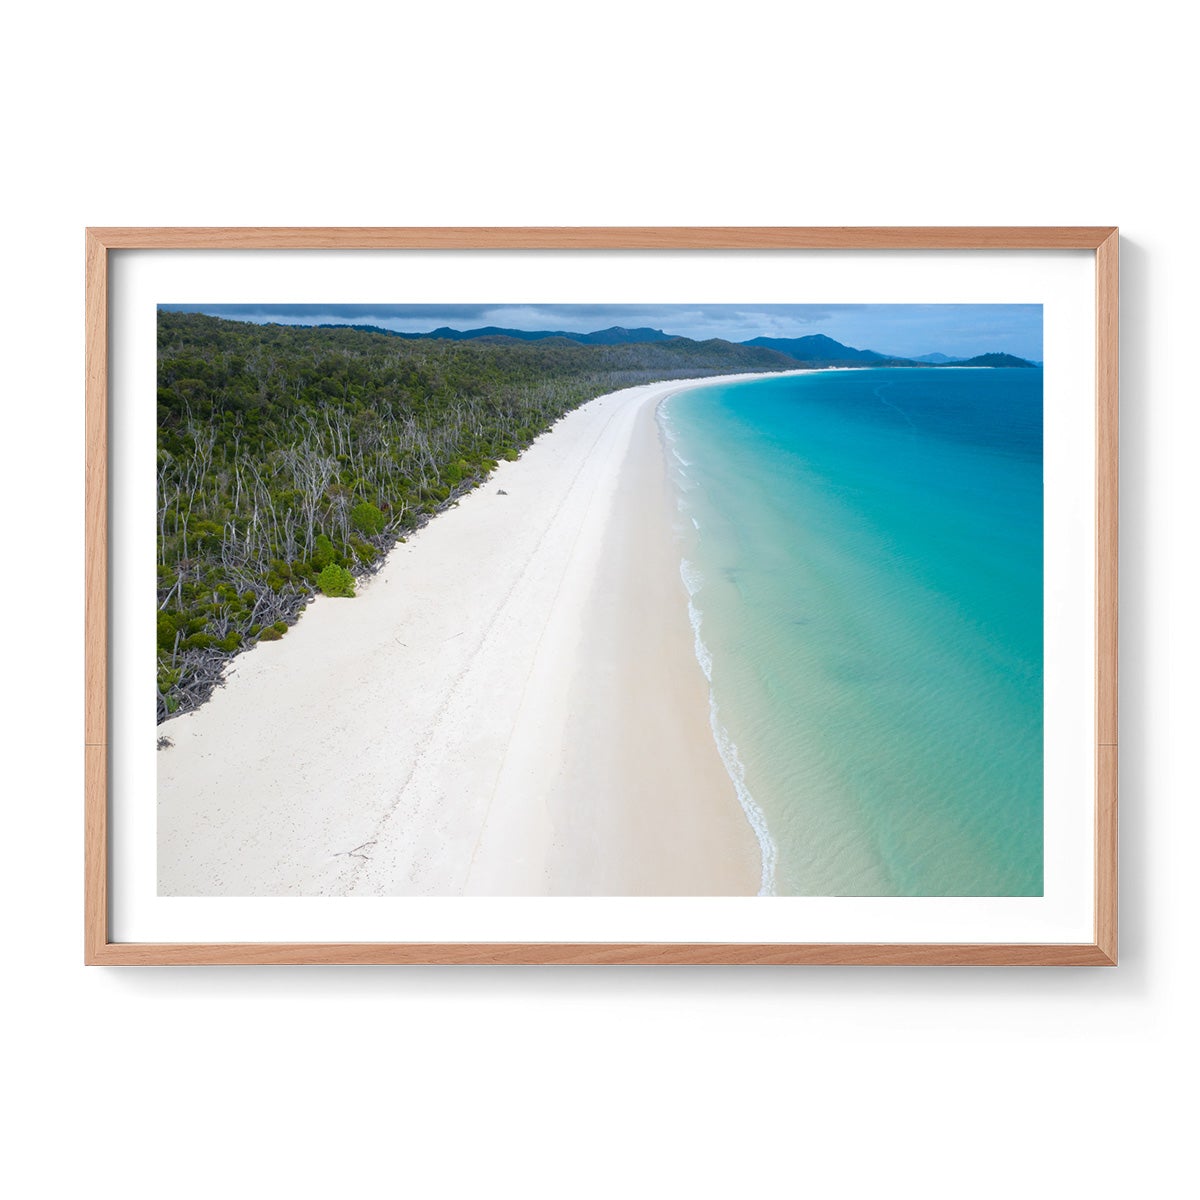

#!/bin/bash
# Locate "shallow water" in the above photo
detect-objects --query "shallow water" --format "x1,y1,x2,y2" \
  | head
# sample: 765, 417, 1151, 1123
662, 368, 1043, 896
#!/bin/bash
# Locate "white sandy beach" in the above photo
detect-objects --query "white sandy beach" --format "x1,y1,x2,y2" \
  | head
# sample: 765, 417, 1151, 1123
158, 373, 780, 896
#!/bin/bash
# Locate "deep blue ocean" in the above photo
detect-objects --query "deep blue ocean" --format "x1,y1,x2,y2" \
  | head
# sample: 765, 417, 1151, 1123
662, 368, 1043, 896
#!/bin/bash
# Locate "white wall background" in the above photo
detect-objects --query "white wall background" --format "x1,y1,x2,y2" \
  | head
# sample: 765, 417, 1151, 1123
3, 2, 1194, 1195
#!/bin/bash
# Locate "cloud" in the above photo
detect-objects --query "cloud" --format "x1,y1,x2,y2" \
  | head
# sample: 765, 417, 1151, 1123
158, 302, 1042, 359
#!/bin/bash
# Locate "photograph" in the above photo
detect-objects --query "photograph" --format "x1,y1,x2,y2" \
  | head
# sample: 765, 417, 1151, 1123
153, 301, 1045, 899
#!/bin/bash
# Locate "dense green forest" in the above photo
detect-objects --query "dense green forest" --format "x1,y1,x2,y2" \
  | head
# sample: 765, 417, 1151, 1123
156, 312, 796, 721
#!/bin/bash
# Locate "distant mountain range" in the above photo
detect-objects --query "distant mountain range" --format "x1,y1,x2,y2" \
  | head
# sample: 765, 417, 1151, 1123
318, 323, 675, 346
742, 334, 917, 367
313, 322, 1037, 368
397, 324, 674, 346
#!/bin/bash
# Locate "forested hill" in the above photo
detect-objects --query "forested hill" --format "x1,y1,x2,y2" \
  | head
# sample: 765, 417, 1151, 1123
381, 324, 677, 345
948, 352, 1037, 368
741, 333, 914, 366
155, 312, 796, 722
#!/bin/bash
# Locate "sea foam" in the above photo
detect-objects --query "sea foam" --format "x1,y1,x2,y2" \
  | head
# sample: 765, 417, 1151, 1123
664, 398, 780, 895
707, 691, 778, 896
678, 567, 776, 895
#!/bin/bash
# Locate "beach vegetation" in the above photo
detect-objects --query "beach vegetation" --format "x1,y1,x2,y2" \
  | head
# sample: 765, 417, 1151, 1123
350, 501, 386, 535
155, 310, 795, 721
317, 564, 356, 598
312, 534, 338, 570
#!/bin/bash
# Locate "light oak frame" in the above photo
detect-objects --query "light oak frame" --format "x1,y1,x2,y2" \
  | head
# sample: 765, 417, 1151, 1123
85, 227, 1118, 965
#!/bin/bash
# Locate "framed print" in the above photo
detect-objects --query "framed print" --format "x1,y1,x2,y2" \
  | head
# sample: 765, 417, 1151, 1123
85, 227, 1118, 964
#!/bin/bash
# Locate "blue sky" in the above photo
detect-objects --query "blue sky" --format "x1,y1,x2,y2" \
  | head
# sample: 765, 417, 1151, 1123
159, 303, 1043, 360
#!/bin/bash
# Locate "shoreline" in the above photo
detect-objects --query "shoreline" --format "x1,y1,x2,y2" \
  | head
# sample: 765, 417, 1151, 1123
157, 371, 801, 896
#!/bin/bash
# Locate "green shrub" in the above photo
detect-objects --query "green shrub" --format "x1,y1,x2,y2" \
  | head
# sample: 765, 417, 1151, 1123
317, 563, 355, 598
157, 612, 181, 651
350, 501, 385, 535
313, 533, 337, 569
257, 626, 283, 642
189, 518, 224, 549
349, 536, 377, 564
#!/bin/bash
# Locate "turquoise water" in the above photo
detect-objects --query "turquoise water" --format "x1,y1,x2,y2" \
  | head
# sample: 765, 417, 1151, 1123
662, 369, 1043, 896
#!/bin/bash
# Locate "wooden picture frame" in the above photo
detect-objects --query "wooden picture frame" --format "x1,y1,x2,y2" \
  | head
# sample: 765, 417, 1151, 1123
85, 226, 1118, 965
